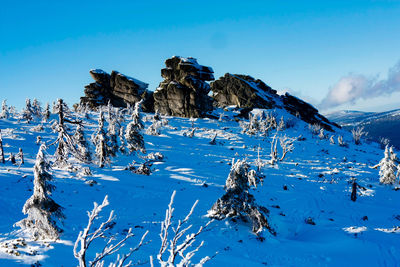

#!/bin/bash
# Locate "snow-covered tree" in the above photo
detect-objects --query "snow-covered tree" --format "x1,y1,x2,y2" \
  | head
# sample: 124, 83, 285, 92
32, 98, 42, 119
74, 195, 148, 267
107, 117, 120, 157
22, 99, 34, 123
125, 101, 145, 155
119, 126, 127, 154
0, 130, 4, 164
42, 102, 51, 122
50, 99, 84, 168
208, 159, 275, 235
0, 100, 9, 119
371, 145, 399, 184
92, 111, 110, 167
153, 191, 213, 267
17, 148, 24, 165
74, 124, 92, 162
16, 145, 64, 240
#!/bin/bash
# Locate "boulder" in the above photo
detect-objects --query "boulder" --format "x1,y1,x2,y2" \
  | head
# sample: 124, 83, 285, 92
80, 69, 154, 112
211, 73, 278, 109
153, 56, 214, 118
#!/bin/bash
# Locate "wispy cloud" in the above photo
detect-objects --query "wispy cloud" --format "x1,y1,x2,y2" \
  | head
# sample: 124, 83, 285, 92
320, 60, 400, 109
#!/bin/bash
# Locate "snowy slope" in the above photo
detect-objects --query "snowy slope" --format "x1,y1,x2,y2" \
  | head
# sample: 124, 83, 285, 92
0, 106, 399, 267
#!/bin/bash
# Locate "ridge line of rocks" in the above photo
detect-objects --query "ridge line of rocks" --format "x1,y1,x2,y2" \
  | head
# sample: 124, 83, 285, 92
80, 56, 339, 131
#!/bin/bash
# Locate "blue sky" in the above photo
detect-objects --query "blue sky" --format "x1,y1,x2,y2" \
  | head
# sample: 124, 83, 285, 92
1, 0, 400, 112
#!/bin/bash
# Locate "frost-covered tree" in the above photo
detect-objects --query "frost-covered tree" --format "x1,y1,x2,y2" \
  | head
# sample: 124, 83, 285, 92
74, 195, 148, 267
125, 101, 145, 155
42, 102, 51, 122
269, 134, 296, 165
17, 148, 24, 165
16, 145, 64, 240
74, 124, 92, 163
0, 130, 5, 164
107, 117, 120, 157
371, 145, 399, 184
0, 100, 9, 119
32, 98, 42, 119
208, 159, 275, 235
50, 99, 83, 168
153, 191, 213, 267
352, 126, 367, 145
277, 116, 285, 131
22, 99, 34, 123
92, 111, 110, 167
119, 126, 127, 154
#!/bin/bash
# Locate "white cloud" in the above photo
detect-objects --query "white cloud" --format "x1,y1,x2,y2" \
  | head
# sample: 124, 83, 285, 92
320, 60, 400, 109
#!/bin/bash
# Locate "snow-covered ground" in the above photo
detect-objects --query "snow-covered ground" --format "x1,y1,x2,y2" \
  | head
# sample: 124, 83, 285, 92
0, 106, 399, 266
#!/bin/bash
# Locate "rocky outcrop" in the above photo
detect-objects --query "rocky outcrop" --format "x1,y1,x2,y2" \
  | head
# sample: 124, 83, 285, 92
153, 56, 214, 118
211, 73, 339, 131
211, 73, 278, 109
80, 69, 154, 112
282, 93, 340, 131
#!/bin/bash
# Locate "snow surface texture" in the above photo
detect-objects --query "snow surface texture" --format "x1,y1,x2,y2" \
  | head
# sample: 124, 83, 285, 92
0, 105, 399, 266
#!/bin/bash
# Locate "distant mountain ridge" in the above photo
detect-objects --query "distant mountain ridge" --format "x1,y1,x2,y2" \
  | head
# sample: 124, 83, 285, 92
326, 108, 400, 149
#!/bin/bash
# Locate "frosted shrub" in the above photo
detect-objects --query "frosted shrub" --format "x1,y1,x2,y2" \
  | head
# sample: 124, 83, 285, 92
338, 135, 347, 147
153, 191, 213, 267
0, 100, 9, 119
32, 98, 42, 119
42, 102, 51, 122
269, 134, 296, 165
352, 126, 367, 145
107, 118, 120, 157
74, 195, 148, 267
51, 99, 84, 168
16, 145, 64, 240
371, 145, 399, 184
146, 120, 161, 136
125, 101, 145, 154
309, 123, 321, 136
22, 99, 34, 123
379, 137, 390, 149
318, 128, 325, 140
208, 159, 275, 235
92, 111, 110, 167
0, 130, 5, 164
74, 124, 92, 163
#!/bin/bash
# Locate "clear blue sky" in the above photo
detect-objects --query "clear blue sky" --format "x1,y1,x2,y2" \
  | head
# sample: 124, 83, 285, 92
1, 0, 400, 112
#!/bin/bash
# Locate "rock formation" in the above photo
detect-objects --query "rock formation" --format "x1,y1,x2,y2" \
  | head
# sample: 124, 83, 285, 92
153, 56, 214, 118
211, 73, 339, 131
80, 69, 154, 112
211, 73, 278, 109
281, 93, 340, 131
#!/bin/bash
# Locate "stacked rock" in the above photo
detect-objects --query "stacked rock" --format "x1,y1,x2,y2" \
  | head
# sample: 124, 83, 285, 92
80, 69, 154, 112
153, 56, 214, 118
211, 73, 278, 109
